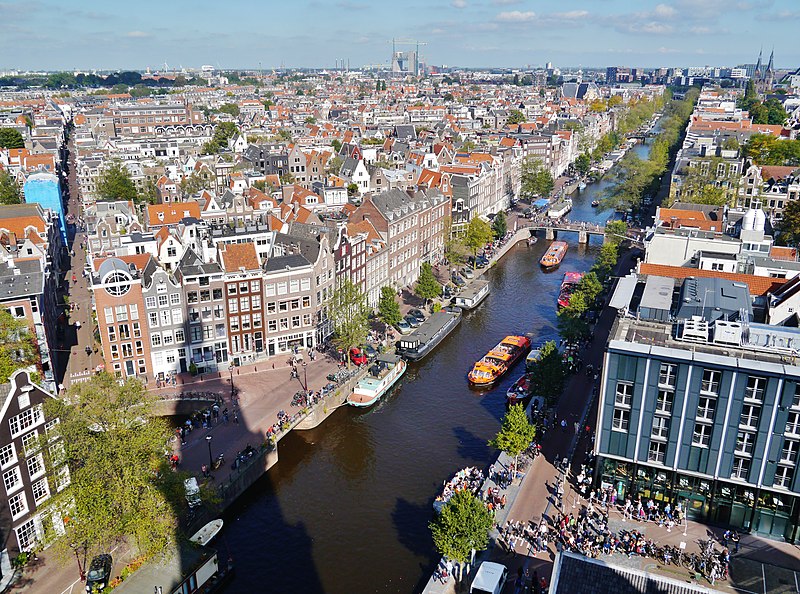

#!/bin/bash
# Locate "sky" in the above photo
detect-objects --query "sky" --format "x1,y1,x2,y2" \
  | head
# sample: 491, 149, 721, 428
1, 0, 798, 72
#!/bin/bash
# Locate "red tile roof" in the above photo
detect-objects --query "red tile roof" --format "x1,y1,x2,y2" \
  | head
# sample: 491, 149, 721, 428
220, 242, 260, 272
639, 263, 787, 296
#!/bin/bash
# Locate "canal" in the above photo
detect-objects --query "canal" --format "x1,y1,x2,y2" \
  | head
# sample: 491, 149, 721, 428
218, 163, 629, 592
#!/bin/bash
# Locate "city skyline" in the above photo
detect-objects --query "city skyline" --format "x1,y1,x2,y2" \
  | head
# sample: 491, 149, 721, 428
1, 0, 798, 71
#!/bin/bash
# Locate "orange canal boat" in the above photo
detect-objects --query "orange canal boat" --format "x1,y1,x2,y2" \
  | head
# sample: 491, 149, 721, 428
468, 335, 531, 386
539, 240, 568, 270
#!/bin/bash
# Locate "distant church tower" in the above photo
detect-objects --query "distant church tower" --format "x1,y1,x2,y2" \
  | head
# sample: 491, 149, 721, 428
754, 48, 763, 82
765, 49, 775, 90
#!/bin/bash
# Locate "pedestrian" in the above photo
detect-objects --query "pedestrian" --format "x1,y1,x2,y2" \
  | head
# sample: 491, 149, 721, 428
561, 418, 567, 432
731, 530, 740, 553
233, 411, 239, 424
722, 529, 730, 548
223, 408, 229, 424
574, 421, 580, 434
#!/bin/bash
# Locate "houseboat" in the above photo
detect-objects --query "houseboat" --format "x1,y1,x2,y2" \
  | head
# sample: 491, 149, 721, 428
539, 241, 568, 270
454, 280, 490, 311
557, 272, 585, 309
468, 335, 531, 386
547, 199, 572, 219
395, 308, 462, 361
347, 354, 406, 408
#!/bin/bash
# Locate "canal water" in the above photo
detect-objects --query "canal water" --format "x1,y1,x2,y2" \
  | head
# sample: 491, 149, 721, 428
219, 172, 623, 593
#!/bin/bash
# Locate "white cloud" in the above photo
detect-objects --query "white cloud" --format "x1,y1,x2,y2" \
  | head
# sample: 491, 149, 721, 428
551, 10, 589, 20
654, 3, 677, 18
496, 10, 536, 22
492, 0, 521, 4
451, 0, 467, 8
689, 25, 711, 33
124, 31, 151, 38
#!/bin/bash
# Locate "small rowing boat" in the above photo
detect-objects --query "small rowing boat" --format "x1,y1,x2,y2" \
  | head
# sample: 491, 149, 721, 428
190, 519, 224, 547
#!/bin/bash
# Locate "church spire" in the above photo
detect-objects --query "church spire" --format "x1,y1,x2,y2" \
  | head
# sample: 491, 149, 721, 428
754, 47, 763, 80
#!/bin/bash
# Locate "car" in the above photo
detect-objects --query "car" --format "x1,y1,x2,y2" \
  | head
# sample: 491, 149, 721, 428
86, 554, 113, 592
363, 345, 378, 360
451, 274, 466, 287
408, 308, 426, 323
349, 347, 368, 366
404, 314, 421, 328
470, 561, 508, 594
395, 320, 412, 335
461, 267, 474, 279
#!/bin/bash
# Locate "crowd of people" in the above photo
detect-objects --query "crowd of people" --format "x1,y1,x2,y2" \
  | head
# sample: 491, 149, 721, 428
433, 466, 485, 512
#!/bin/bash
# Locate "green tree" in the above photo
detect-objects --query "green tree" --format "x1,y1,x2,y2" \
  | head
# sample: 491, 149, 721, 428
415, 262, 441, 304
327, 155, 344, 175
331, 139, 342, 153
574, 153, 591, 176
488, 403, 537, 469
378, 285, 402, 327
41, 374, 178, 559
528, 341, 565, 405
96, 160, 138, 202
463, 217, 493, 264
557, 291, 590, 342
507, 109, 525, 124
443, 216, 469, 270
604, 220, 628, 245
0, 310, 36, 382
329, 279, 369, 366
520, 156, 554, 199
219, 103, 240, 117
138, 179, 159, 205
0, 128, 24, 149
0, 170, 21, 205
429, 489, 494, 584
779, 200, 800, 246
592, 242, 620, 282
347, 183, 359, 197
492, 211, 507, 240
180, 171, 212, 195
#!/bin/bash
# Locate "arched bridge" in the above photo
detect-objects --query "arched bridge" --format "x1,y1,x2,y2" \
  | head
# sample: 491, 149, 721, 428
520, 220, 644, 246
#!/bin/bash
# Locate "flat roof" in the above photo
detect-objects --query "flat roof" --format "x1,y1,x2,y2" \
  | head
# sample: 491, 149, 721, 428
609, 273, 638, 310
397, 310, 457, 347
640, 275, 674, 311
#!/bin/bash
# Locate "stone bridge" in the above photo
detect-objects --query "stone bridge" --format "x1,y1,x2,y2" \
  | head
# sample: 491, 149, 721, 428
520, 221, 643, 245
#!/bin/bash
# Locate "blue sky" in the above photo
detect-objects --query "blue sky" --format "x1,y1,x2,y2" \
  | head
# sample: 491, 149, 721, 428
1, 0, 798, 71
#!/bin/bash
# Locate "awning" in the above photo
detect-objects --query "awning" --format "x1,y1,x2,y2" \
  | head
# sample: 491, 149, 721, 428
609, 273, 638, 310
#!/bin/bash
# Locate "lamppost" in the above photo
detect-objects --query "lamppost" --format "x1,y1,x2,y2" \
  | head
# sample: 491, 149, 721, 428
206, 435, 213, 470
302, 360, 308, 392
70, 542, 86, 581
229, 362, 236, 398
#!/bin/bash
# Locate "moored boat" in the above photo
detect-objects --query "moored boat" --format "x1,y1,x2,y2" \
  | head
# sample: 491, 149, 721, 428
578, 181, 587, 191
547, 199, 572, 219
454, 280, 490, 311
591, 200, 600, 207
190, 519, 224, 547
539, 241, 568, 270
557, 271, 585, 309
346, 354, 406, 407
395, 308, 461, 361
468, 335, 531, 386
506, 374, 531, 405
525, 346, 543, 371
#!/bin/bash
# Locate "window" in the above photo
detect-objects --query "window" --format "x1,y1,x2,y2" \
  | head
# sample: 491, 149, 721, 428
107, 326, 117, 342
148, 312, 159, 327
279, 301, 289, 312
170, 293, 181, 305
280, 318, 289, 331
701, 369, 720, 394
612, 408, 629, 431
15, 518, 38, 551
651, 416, 670, 440
302, 295, 311, 308
265, 283, 276, 297
26, 454, 44, 479
230, 317, 239, 332
151, 334, 162, 348
188, 291, 199, 303
648, 441, 666, 464
163, 332, 174, 345
104, 307, 114, 324
267, 302, 276, 314
9, 406, 43, 438
32, 478, 49, 504
158, 294, 168, 307
240, 297, 250, 311
659, 363, 677, 387
227, 285, 237, 296
172, 309, 183, 325
697, 396, 717, 421
175, 329, 185, 343
736, 431, 756, 456
740, 404, 760, 429
228, 299, 238, 314
732, 456, 750, 480
21, 431, 39, 456
775, 465, 794, 488
133, 322, 141, 338
251, 295, 261, 309
655, 390, 673, 414
781, 439, 799, 464
160, 310, 170, 326
110, 344, 119, 360
9, 492, 27, 519
292, 316, 301, 328
250, 280, 260, 292
3, 467, 22, 493
115, 305, 128, 322
745, 376, 766, 402
200, 290, 211, 302
614, 382, 633, 407
268, 320, 277, 332
692, 423, 712, 447
145, 296, 156, 308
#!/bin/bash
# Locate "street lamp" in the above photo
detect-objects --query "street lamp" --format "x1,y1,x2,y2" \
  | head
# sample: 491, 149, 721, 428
302, 360, 308, 392
206, 435, 213, 470
229, 362, 236, 398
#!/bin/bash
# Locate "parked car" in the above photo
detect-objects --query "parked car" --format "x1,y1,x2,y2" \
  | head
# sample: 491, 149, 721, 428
349, 347, 368, 366
452, 274, 466, 287
408, 308, 426, 323
363, 344, 378, 361
442, 284, 454, 299
404, 314, 421, 328
86, 554, 113, 592
395, 319, 412, 335
461, 267, 474, 279
470, 561, 508, 594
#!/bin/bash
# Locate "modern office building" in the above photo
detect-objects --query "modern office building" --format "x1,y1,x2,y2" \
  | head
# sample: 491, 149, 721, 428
595, 275, 800, 542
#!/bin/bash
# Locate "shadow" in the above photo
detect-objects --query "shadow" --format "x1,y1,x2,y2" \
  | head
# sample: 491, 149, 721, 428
453, 425, 491, 461
391, 497, 442, 593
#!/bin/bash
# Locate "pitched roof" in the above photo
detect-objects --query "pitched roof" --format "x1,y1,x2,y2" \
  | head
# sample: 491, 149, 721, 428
219, 242, 260, 272
761, 166, 799, 181
638, 263, 786, 296
146, 202, 201, 226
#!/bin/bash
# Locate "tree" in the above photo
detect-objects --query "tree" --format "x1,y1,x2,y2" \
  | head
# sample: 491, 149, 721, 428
429, 489, 494, 584
492, 211, 507, 240
331, 139, 342, 153
604, 220, 628, 245
0, 310, 36, 382
507, 109, 525, 124
40, 374, 178, 560
218, 103, 240, 117
463, 217, 493, 263
0, 170, 21, 205
443, 216, 468, 269
489, 403, 537, 470
202, 121, 239, 154
180, 171, 212, 195
528, 341, 565, 405
96, 160, 138, 202
329, 279, 369, 365
347, 183, 359, 197
0, 128, 24, 149
327, 155, 344, 175
415, 262, 441, 304
779, 200, 800, 246
378, 285, 402, 327
520, 156, 554, 199
574, 153, 591, 176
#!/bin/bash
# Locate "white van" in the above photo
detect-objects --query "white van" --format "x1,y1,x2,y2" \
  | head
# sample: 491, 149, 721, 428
470, 561, 508, 594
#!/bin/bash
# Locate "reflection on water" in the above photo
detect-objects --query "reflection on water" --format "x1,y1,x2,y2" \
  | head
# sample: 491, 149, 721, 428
221, 242, 603, 594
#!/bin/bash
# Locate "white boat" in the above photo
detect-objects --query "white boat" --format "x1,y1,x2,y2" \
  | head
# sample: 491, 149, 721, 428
347, 354, 406, 407
578, 181, 587, 191
454, 280, 490, 311
547, 199, 572, 219
190, 519, 223, 546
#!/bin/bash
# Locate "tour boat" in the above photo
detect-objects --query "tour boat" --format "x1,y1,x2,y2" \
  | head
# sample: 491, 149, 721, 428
190, 519, 224, 547
453, 280, 490, 311
395, 308, 461, 361
346, 354, 406, 407
506, 374, 531, 405
539, 241, 568, 270
591, 200, 600, 207
557, 272, 585, 309
468, 335, 531, 386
